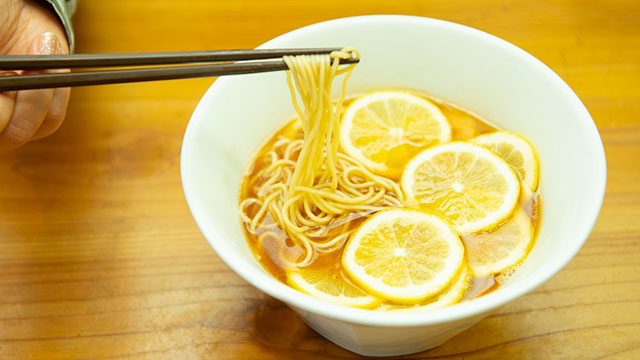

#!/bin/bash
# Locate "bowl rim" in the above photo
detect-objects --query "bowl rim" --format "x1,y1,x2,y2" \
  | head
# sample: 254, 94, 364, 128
180, 15, 607, 327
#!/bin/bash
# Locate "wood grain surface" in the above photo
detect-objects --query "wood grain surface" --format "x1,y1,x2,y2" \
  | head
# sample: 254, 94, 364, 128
1, 0, 639, 359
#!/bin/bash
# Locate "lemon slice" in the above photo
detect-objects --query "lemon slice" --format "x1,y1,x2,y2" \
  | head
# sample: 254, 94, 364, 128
519, 180, 533, 206
417, 264, 471, 310
389, 265, 471, 311
401, 141, 520, 234
340, 90, 451, 179
287, 267, 380, 309
342, 209, 464, 303
472, 131, 539, 192
462, 209, 534, 277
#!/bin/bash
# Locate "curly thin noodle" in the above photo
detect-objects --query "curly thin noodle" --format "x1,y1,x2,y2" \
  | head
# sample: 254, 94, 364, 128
239, 48, 404, 266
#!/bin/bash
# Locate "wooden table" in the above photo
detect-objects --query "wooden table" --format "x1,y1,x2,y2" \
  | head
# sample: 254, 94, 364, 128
1, 1, 638, 359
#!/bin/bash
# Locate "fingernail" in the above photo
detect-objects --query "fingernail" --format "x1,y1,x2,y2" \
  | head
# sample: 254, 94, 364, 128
37, 32, 58, 55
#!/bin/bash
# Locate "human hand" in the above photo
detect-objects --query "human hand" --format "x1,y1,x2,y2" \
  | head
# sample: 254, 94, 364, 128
1, 0, 70, 149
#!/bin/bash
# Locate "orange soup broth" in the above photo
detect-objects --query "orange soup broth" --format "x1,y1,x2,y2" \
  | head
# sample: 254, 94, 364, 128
240, 91, 540, 309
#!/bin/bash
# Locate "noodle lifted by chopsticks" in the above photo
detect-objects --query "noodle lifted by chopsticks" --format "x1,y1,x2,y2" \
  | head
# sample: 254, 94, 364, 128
239, 48, 404, 266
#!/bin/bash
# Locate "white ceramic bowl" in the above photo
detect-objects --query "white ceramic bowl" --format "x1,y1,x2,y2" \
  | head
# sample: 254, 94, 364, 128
181, 15, 606, 357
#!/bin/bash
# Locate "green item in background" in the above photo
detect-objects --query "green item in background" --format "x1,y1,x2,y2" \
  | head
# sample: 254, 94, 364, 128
42, 0, 76, 52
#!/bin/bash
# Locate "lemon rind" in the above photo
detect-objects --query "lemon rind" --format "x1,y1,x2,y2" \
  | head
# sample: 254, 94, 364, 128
463, 209, 534, 277
340, 90, 452, 177
472, 130, 540, 192
342, 208, 465, 304
400, 141, 521, 235
389, 264, 472, 311
286, 270, 381, 309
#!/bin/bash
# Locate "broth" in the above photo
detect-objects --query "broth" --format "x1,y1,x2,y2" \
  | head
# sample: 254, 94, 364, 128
240, 91, 540, 309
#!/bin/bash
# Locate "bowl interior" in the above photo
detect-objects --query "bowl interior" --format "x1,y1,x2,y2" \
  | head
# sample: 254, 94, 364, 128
181, 15, 606, 326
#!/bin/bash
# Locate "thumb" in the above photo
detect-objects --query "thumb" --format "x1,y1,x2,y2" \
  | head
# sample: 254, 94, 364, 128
30, 31, 59, 56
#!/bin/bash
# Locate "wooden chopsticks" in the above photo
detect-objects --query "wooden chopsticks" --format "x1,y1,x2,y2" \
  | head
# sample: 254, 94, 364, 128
0, 48, 359, 91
